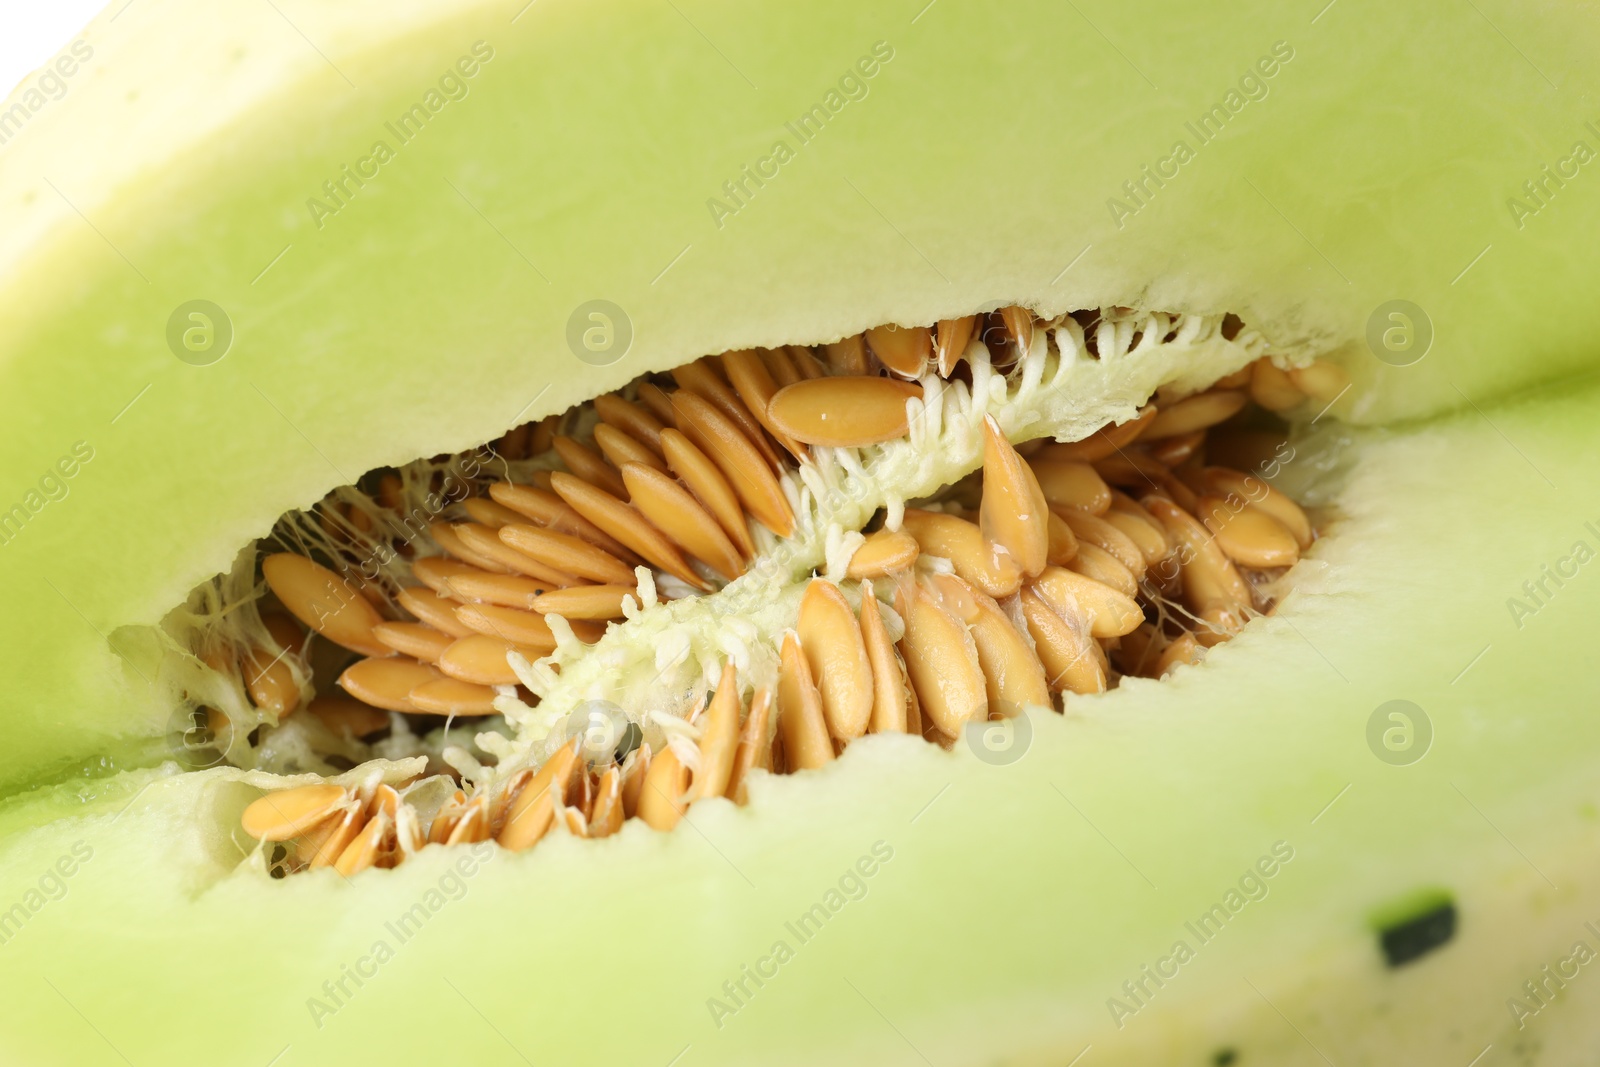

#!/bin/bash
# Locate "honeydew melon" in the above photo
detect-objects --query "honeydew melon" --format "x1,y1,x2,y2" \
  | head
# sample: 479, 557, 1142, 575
2, 0, 1599, 1064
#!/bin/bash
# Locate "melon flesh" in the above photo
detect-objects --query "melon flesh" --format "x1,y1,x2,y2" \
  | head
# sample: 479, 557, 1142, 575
0, 379, 1595, 1064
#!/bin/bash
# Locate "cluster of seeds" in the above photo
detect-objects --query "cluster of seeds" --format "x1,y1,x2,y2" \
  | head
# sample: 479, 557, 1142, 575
211, 306, 1334, 874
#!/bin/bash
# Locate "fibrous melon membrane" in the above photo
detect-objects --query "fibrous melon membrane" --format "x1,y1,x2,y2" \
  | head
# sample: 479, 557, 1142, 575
0, 0, 1598, 1064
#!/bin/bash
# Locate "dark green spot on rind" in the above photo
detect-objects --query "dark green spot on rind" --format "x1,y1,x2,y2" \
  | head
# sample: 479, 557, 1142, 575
1379, 900, 1457, 967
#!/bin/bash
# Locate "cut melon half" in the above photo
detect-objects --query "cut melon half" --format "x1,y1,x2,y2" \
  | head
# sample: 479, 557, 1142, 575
1, 0, 1598, 1064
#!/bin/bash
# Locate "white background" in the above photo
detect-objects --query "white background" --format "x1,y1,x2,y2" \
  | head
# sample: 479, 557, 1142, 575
1, 1, 107, 97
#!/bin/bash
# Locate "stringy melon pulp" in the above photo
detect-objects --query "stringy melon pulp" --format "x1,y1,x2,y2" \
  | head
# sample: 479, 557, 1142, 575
153, 304, 1292, 832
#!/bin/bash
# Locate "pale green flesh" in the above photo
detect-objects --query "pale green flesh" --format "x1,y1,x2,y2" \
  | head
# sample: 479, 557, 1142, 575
0, 381, 1595, 1064
4, 0, 1600, 789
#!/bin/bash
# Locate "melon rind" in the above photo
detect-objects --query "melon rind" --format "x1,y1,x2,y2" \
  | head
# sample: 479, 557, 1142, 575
3, 0, 1600, 788
0, 378, 1594, 1064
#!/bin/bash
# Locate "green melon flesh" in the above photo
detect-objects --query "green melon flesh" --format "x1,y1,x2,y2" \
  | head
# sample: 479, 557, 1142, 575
1, 0, 1599, 1063
0, 381, 1597, 1065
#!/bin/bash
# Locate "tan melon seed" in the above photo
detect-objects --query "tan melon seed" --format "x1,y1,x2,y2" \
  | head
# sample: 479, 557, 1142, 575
335, 814, 388, 875
531, 414, 561, 455
621, 463, 745, 581
898, 581, 988, 737
243, 615, 302, 716
1058, 510, 1146, 578
1141, 496, 1254, 618
1201, 467, 1314, 548
339, 657, 441, 711
593, 393, 667, 457
788, 345, 829, 380
437, 634, 538, 686
660, 428, 757, 559
1091, 449, 1172, 493
821, 334, 870, 376
306, 807, 366, 869
1036, 405, 1158, 463
845, 528, 920, 579
499, 739, 581, 851
727, 685, 775, 804
980, 415, 1050, 577
689, 662, 741, 802
1147, 430, 1206, 468
499, 523, 636, 586
619, 745, 652, 819
365, 784, 401, 821
241, 783, 349, 841
931, 573, 1051, 717
594, 422, 668, 473
672, 358, 784, 471
487, 481, 640, 564
762, 346, 802, 388
1155, 633, 1204, 677
549, 472, 711, 591
866, 323, 932, 378
531, 584, 635, 621
797, 580, 874, 741
637, 382, 677, 426
1030, 565, 1144, 639
377, 472, 405, 512
372, 621, 454, 664
858, 585, 908, 734
670, 390, 795, 537
1288, 359, 1350, 404
429, 522, 516, 575
766, 376, 922, 449
588, 766, 624, 838
935, 315, 977, 377
722, 348, 808, 461
445, 569, 559, 612
1029, 460, 1112, 515
1067, 542, 1139, 599
409, 677, 501, 716
1197, 496, 1300, 569
396, 587, 479, 639
1143, 390, 1248, 439
1103, 494, 1172, 566
553, 435, 628, 499
1018, 588, 1105, 696
1000, 306, 1035, 358
262, 553, 389, 658
900, 509, 1023, 598
638, 745, 692, 832
461, 497, 527, 530
1248, 359, 1305, 412
1046, 511, 1080, 566
428, 790, 467, 845
307, 695, 390, 739
452, 602, 560, 651
778, 631, 834, 771
445, 797, 491, 846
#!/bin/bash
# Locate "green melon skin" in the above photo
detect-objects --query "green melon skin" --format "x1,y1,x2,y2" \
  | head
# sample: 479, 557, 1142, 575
3, 0, 1600, 791
0, 1, 1598, 1064
0, 382, 1596, 1065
